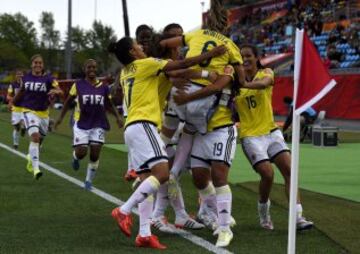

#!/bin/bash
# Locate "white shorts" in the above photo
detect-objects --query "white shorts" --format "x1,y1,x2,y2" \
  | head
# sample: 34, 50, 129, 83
73, 122, 105, 147
191, 125, 237, 169
11, 112, 23, 125
241, 129, 290, 168
125, 122, 168, 173
170, 84, 217, 135
22, 112, 49, 137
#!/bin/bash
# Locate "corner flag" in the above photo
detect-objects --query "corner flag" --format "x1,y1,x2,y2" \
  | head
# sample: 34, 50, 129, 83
287, 29, 337, 254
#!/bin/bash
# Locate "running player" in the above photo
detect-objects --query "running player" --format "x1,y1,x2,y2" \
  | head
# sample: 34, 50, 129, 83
234, 44, 313, 231
55, 59, 122, 190
7, 70, 25, 149
13, 54, 63, 179
108, 36, 225, 249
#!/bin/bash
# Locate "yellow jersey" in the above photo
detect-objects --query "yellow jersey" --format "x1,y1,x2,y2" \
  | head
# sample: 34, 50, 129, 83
120, 57, 168, 128
235, 68, 277, 138
183, 29, 243, 86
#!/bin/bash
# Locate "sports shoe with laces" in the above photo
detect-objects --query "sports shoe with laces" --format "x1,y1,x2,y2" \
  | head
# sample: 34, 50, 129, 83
26, 154, 33, 173
111, 207, 133, 237
214, 227, 233, 247
124, 169, 137, 182
196, 209, 218, 231
33, 168, 43, 180
297, 217, 314, 231
175, 216, 205, 229
258, 200, 274, 230
135, 234, 167, 250
151, 216, 176, 234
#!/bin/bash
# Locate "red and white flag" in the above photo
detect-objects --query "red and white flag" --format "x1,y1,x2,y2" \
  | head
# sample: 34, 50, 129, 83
287, 29, 337, 254
293, 29, 337, 114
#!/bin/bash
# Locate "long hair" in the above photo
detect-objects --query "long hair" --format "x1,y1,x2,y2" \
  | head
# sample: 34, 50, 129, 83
206, 0, 228, 34
240, 44, 265, 69
108, 37, 134, 65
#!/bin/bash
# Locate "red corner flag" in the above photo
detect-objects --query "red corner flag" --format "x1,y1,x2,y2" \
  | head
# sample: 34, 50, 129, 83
294, 29, 337, 114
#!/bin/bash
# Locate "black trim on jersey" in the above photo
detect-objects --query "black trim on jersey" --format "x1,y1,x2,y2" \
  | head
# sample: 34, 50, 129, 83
270, 149, 291, 162
190, 155, 211, 165
213, 124, 234, 131
139, 156, 169, 171
156, 69, 163, 76
26, 125, 39, 130
210, 159, 231, 168
164, 112, 179, 118
125, 120, 157, 130
143, 123, 162, 157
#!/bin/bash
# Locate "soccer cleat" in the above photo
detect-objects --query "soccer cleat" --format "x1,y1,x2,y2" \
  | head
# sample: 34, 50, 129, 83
151, 216, 176, 234
214, 227, 233, 247
72, 157, 80, 171
297, 217, 314, 231
135, 234, 167, 250
26, 154, 33, 173
230, 216, 237, 228
124, 169, 138, 182
84, 181, 92, 190
111, 207, 133, 237
258, 200, 274, 230
13, 145, 18, 150
33, 168, 43, 180
196, 212, 217, 231
175, 216, 205, 230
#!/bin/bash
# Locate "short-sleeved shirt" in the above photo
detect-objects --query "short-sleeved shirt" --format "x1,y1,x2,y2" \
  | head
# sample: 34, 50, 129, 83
235, 68, 278, 138
120, 57, 168, 128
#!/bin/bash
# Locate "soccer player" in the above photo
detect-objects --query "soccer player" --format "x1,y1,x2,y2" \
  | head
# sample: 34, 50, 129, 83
6, 70, 25, 149
234, 44, 313, 231
13, 54, 63, 179
159, 0, 245, 246
108, 36, 225, 249
55, 59, 122, 190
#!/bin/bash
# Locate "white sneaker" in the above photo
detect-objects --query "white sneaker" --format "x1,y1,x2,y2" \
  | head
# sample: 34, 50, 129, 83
258, 200, 274, 230
175, 216, 205, 229
214, 227, 233, 247
197, 210, 217, 231
151, 216, 176, 234
297, 217, 314, 231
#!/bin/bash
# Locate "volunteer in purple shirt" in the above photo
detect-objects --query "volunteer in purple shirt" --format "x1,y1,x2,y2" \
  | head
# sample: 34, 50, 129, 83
13, 54, 63, 179
55, 59, 122, 190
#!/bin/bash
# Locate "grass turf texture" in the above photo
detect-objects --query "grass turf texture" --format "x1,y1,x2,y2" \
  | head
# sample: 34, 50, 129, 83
0, 111, 358, 253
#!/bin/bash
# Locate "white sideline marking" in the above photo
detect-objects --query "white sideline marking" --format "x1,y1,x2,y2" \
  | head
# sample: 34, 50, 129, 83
0, 142, 233, 254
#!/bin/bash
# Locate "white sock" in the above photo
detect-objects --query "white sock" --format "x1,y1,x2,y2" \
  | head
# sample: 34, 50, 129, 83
86, 160, 99, 183
296, 203, 303, 220
121, 175, 160, 214
258, 200, 271, 222
166, 145, 176, 159
73, 150, 78, 160
171, 132, 193, 178
139, 195, 154, 237
170, 183, 188, 219
152, 183, 169, 218
216, 185, 232, 229
29, 142, 40, 170
160, 133, 172, 146
198, 182, 217, 214
13, 129, 20, 146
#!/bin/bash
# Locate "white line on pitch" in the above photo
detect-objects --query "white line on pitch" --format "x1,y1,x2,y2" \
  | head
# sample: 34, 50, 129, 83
0, 142, 233, 254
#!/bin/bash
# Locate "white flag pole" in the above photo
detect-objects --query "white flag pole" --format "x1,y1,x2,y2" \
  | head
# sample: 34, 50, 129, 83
287, 28, 304, 254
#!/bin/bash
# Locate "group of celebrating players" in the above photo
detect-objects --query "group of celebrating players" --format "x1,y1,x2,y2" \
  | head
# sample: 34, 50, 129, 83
6, 0, 314, 250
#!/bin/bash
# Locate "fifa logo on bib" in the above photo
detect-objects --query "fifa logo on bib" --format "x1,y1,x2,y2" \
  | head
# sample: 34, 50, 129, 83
82, 94, 104, 105
24, 82, 47, 92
